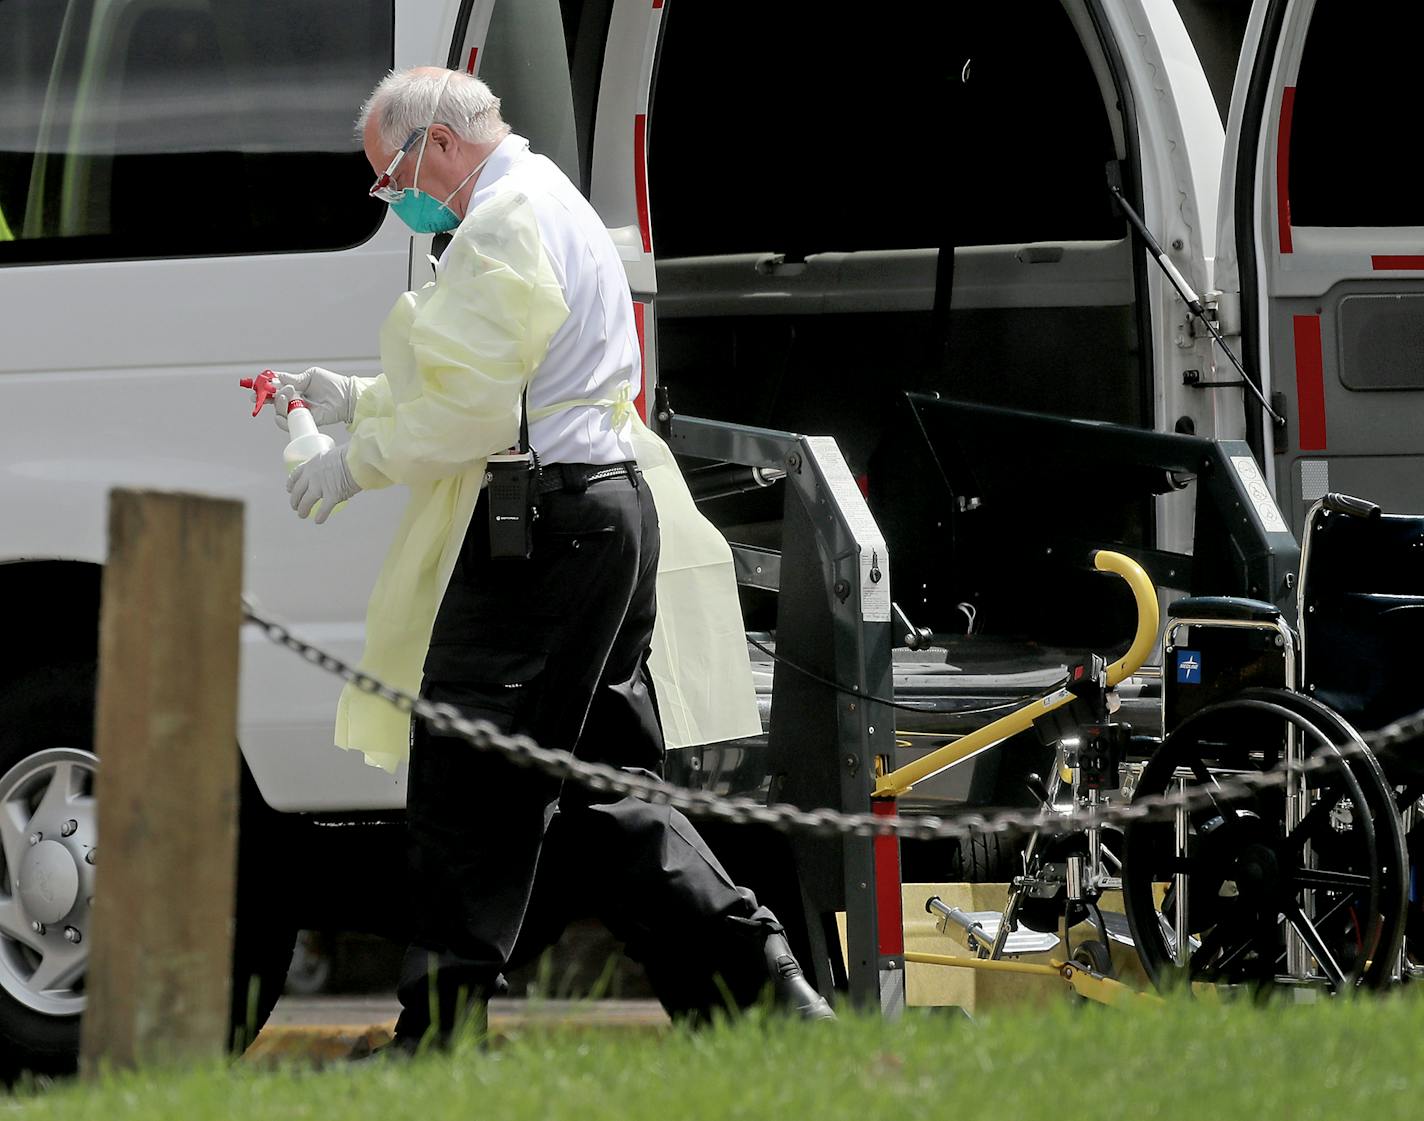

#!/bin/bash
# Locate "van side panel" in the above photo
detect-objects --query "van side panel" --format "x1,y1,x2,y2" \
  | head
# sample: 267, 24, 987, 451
0, 0, 464, 812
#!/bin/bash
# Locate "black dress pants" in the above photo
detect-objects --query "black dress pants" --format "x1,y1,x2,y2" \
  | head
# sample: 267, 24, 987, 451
395, 467, 780, 1039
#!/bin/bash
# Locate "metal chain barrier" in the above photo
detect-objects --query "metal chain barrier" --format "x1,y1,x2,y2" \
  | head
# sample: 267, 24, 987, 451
242, 598, 1424, 843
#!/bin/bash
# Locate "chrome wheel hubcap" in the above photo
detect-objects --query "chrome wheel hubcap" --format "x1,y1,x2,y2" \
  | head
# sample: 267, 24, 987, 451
0, 747, 98, 1017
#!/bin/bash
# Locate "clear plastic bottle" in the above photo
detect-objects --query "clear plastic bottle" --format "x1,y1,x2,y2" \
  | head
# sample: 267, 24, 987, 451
282, 400, 335, 474
239, 371, 343, 519
282, 400, 341, 520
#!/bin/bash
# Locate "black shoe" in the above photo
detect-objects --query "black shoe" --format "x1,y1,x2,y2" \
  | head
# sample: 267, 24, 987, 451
763, 933, 836, 1020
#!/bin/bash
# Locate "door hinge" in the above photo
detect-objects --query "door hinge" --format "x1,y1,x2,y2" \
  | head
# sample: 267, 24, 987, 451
1190, 290, 1242, 339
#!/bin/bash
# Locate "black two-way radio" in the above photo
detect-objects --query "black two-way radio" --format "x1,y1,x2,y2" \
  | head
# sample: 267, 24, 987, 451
486, 388, 538, 559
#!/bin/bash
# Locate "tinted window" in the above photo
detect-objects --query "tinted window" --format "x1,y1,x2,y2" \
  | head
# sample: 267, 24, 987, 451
1338, 294, 1424, 390
1290, 0, 1424, 226
0, 0, 392, 265
649, 1, 1122, 258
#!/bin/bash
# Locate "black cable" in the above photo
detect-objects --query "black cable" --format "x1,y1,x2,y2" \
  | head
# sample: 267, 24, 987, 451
745, 635, 1068, 718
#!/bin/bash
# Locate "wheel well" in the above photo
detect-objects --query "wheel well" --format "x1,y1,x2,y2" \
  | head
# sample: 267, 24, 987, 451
0, 558, 283, 810
0, 560, 103, 687
0, 560, 411, 935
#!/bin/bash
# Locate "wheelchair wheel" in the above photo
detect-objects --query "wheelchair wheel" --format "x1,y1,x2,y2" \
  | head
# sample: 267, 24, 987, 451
1394, 781, 1424, 979
1240, 688, 1409, 985
1122, 692, 1406, 993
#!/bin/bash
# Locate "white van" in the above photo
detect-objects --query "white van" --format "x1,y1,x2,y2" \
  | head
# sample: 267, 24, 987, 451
0, 0, 1415, 1071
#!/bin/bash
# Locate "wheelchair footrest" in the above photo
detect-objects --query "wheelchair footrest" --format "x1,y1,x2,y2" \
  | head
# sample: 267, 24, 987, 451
937, 908, 1062, 956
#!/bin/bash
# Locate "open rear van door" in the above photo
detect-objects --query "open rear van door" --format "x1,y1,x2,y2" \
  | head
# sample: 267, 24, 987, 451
454, 0, 662, 419
588, 0, 664, 420
1216, 0, 1424, 527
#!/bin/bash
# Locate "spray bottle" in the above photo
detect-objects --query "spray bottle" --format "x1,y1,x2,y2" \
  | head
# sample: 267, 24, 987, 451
239, 369, 335, 469
239, 369, 340, 516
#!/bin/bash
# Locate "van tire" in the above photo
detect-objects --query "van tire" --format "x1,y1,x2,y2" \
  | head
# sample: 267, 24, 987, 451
0, 664, 95, 1078
0, 662, 294, 1076
946, 833, 1018, 883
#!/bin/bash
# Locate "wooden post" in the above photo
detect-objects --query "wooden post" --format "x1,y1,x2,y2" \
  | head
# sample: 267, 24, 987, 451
81, 490, 244, 1076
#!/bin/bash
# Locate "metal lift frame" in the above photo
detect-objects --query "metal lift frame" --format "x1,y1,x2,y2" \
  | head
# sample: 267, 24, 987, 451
665, 413, 904, 1014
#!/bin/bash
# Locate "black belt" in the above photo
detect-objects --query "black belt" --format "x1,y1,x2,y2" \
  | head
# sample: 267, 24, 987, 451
535, 461, 640, 495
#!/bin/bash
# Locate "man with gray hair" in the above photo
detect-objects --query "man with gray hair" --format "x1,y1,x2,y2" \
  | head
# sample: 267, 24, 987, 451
268, 66, 833, 1051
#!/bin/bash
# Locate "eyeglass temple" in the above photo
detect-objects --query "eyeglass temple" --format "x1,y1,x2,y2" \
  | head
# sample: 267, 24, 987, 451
372, 128, 426, 192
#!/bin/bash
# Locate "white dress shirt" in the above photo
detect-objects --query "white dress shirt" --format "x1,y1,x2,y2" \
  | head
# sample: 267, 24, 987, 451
440, 134, 641, 466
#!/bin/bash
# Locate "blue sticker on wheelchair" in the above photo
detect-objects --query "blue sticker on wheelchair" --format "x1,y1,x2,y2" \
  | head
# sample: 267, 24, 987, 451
1176, 650, 1202, 684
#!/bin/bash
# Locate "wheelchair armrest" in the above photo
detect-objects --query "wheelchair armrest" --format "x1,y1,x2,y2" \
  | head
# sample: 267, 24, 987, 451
1167, 596, 1282, 624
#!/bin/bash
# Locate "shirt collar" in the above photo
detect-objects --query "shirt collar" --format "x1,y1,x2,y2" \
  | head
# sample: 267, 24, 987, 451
469, 133, 530, 198
435, 134, 532, 273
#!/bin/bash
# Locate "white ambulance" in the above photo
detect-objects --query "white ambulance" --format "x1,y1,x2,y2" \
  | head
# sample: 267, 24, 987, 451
0, 0, 1414, 1070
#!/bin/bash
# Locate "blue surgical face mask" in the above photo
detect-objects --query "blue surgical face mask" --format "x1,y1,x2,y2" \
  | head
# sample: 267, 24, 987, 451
389, 127, 491, 235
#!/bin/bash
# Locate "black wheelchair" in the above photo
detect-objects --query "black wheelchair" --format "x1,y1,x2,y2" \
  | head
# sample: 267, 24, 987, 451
1120, 492, 1424, 992
865, 396, 1423, 994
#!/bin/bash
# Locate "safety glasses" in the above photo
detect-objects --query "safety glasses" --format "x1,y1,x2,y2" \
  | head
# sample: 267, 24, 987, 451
368, 128, 427, 202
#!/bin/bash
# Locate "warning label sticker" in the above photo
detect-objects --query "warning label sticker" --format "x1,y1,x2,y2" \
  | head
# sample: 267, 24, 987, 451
1230, 455, 1289, 535
805, 436, 892, 623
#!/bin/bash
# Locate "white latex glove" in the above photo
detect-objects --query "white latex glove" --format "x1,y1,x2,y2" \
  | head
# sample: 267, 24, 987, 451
287, 445, 362, 524
267, 367, 359, 431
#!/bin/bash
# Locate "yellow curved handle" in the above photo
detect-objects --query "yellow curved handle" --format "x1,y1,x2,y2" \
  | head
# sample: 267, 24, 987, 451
1092, 550, 1159, 687
874, 549, 1159, 800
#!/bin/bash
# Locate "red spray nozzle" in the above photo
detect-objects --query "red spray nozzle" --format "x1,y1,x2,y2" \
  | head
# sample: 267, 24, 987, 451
239, 369, 279, 416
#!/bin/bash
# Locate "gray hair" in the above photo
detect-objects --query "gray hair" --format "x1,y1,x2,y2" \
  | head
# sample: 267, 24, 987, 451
357, 68, 509, 149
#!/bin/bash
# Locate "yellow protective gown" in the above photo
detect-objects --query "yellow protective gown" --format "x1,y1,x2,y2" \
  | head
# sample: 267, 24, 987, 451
335, 190, 760, 771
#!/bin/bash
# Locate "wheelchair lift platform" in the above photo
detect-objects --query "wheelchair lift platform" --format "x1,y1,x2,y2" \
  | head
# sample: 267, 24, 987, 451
662, 397, 1314, 1015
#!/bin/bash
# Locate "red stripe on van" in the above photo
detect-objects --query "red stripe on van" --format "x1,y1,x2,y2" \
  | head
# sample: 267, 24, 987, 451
873, 800, 904, 957
466, 47, 478, 74
653, 0, 665, 7
1372, 255, 1424, 271
1277, 86, 1295, 254
633, 301, 648, 422
1293, 314, 1327, 450
634, 115, 651, 253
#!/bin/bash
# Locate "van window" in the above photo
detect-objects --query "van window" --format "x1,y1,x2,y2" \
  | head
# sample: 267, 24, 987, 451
1290, 0, 1424, 227
0, 0, 392, 266
649, 1, 1121, 259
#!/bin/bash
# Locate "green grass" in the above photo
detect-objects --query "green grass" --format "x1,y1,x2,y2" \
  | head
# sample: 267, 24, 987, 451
6, 994, 1424, 1120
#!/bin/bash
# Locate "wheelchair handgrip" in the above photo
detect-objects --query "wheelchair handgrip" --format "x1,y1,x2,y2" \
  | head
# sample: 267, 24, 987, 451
1091, 550, 1160, 688
1321, 492, 1381, 519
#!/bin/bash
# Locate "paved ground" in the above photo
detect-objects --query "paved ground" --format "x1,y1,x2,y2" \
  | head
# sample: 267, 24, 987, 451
247, 996, 671, 1062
